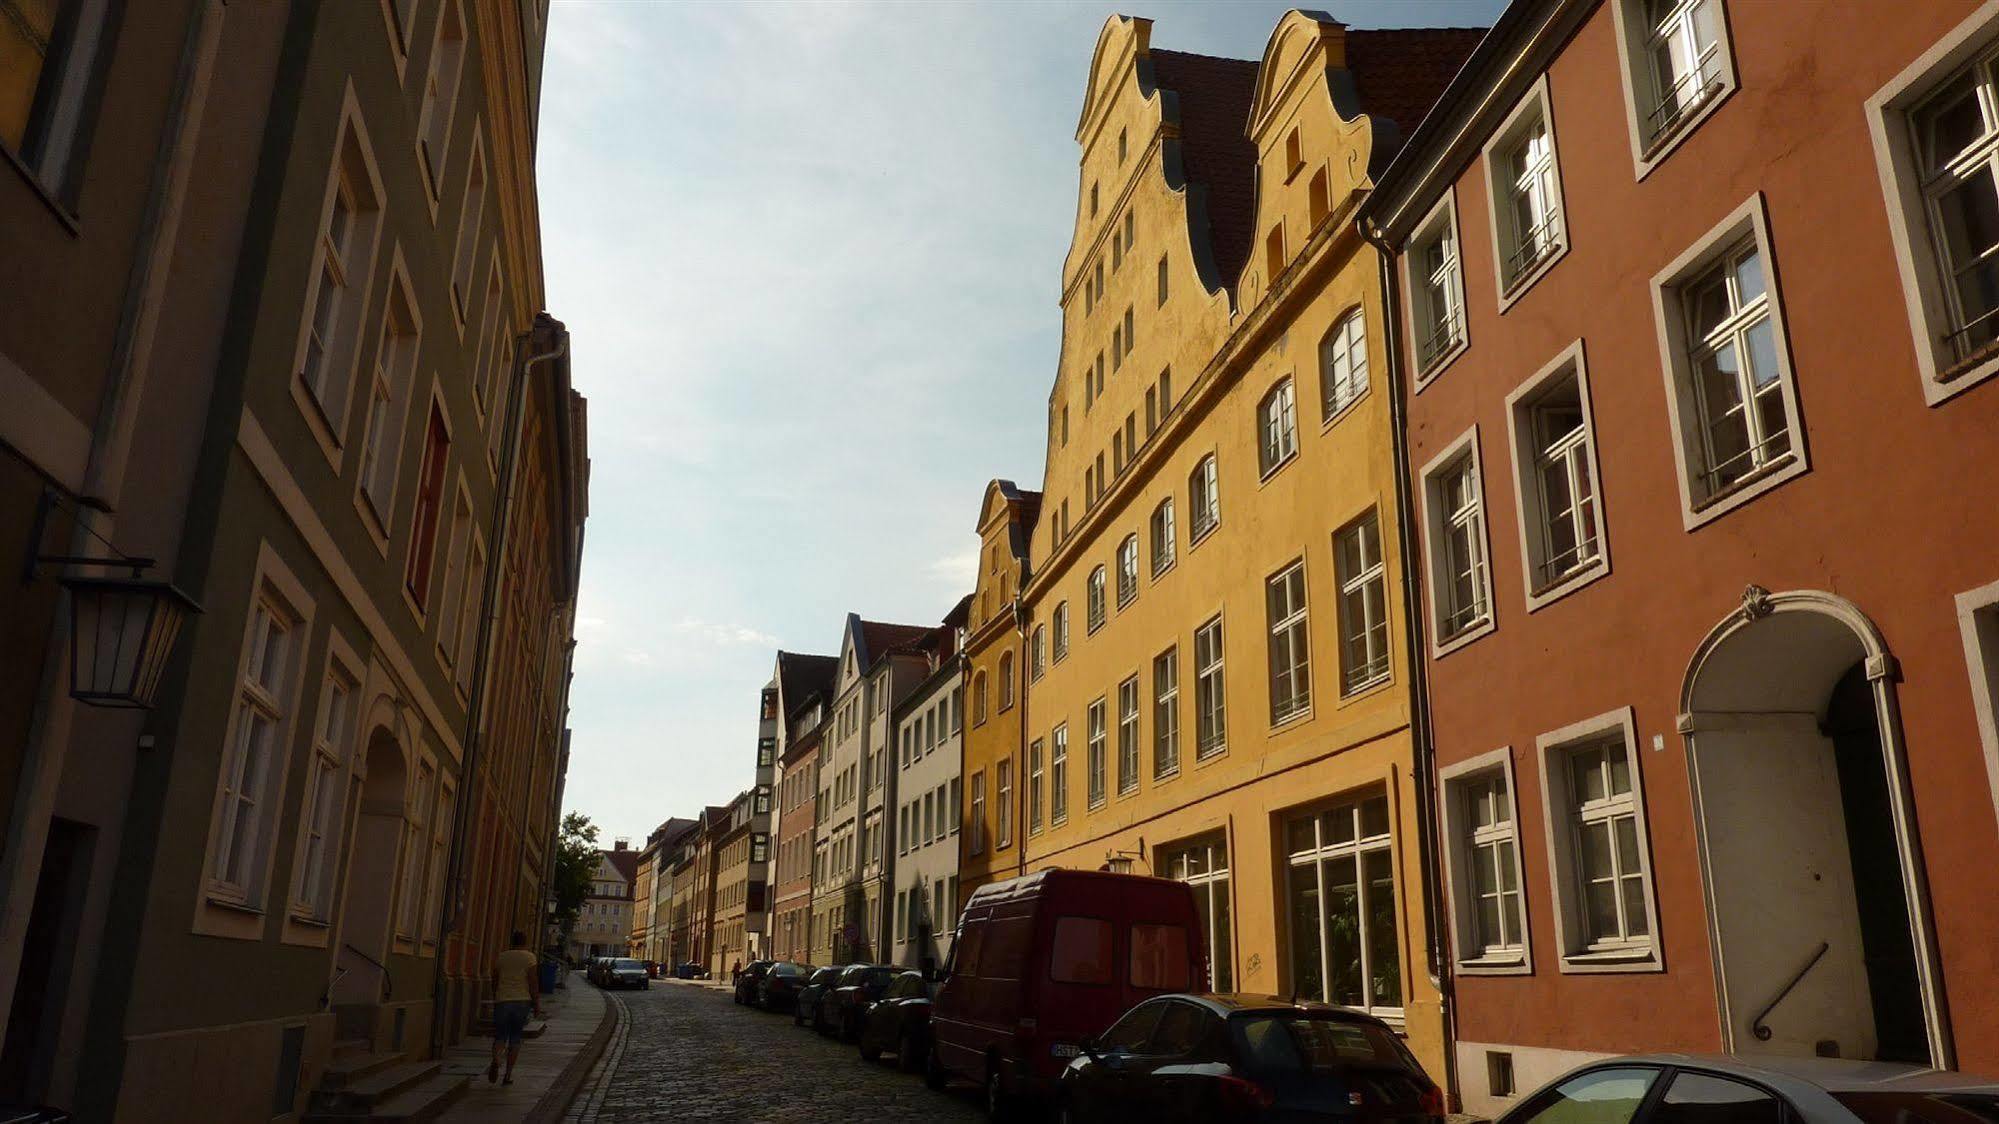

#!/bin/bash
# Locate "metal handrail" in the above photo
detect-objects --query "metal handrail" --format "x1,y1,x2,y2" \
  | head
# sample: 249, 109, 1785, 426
1751, 941, 1829, 1041
342, 942, 393, 1002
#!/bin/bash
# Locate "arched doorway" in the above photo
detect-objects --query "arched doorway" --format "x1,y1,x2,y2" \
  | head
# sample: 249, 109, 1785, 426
1679, 586, 1948, 1066
331, 726, 407, 1007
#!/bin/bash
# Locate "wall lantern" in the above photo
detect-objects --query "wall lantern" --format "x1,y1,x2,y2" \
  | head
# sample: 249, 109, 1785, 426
25, 488, 202, 709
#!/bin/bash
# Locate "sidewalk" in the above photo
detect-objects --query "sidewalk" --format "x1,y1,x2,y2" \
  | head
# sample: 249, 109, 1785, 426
436, 972, 614, 1124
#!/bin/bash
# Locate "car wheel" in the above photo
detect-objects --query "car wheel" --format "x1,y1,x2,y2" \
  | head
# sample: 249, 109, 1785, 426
859, 1035, 880, 1063
898, 1030, 922, 1074
984, 1059, 1012, 1122
922, 1043, 948, 1091
793, 1006, 805, 1027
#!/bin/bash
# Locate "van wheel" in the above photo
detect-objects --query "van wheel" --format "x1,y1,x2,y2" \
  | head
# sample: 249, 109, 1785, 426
985, 1060, 1013, 1122
922, 1044, 948, 1091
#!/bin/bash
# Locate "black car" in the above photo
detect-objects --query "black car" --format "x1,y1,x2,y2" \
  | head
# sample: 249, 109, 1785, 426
1055, 994, 1445, 1124
758, 961, 812, 1011
671, 962, 709, 980
733, 960, 774, 1005
793, 965, 846, 1028
858, 970, 934, 1071
822, 964, 898, 1040
603, 958, 650, 990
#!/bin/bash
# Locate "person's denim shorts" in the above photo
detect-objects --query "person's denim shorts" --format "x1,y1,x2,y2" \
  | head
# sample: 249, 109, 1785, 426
493, 1000, 532, 1045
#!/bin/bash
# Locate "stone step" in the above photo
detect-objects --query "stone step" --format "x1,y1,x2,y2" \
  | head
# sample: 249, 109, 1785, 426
316, 1050, 406, 1090
368, 1074, 468, 1123
308, 1060, 439, 1115
331, 1037, 372, 1061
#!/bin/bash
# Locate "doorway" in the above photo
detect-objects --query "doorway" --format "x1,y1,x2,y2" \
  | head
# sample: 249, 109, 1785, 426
0, 818, 93, 1102
331, 728, 406, 1007
1681, 591, 1940, 1065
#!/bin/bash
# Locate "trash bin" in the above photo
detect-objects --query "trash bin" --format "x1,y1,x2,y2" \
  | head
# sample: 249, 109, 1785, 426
539, 958, 559, 994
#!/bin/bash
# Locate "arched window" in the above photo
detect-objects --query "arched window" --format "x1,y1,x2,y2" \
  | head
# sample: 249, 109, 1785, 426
1087, 565, 1108, 633
1321, 309, 1368, 418
1189, 455, 1220, 541
1150, 498, 1176, 575
1258, 378, 1299, 476
1117, 534, 1140, 607
998, 652, 1016, 710
973, 670, 989, 725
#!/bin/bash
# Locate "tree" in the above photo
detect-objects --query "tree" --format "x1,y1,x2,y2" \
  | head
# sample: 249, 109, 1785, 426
550, 811, 600, 949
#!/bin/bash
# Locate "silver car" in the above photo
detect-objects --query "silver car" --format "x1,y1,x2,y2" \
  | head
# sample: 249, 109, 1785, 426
1499, 1054, 1999, 1124
604, 957, 650, 990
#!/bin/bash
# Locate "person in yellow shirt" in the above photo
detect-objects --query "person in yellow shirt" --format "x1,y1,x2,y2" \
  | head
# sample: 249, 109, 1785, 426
488, 931, 541, 1085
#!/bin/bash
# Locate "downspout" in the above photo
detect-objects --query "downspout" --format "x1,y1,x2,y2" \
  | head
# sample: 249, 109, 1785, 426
1012, 590, 1029, 879
1359, 216, 1460, 1109
428, 323, 567, 1057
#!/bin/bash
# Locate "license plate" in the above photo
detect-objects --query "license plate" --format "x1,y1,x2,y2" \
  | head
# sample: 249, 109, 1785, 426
1050, 1043, 1081, 1058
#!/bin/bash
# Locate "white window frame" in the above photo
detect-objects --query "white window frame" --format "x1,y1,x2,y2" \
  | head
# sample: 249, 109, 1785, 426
1959, 576, 1999, 836
1163, 836, 1232, 990
1650, 194, 1809, 528
1194, 614, 1227, 760
996, 758, 1013, 849
1031, 625, 1047, 682
1153, 646, 1180, 780
1051, 723, 1070, 825
1189, 454, 1221, 544
1481, 78, 1568, 309
1266, 561, 1312, 725
449, 130, 487, 330
1868, 4, 1999, 404
1534, 706, 1663, 972
1419, 427, 1498, 657
1402, 190, 1469, 388
969, 771, 985, 854
1053, 602, 1070, 662
1503, 340, 1610, 611
1150, 497, 1176, 577
1283, 793, 1404, 1017
288, 643, 360, 929
1116, 534, 1140, 609
1258, 378, 1300, 478
1087, 697, 1108, 810
1333, 510, 1391, 697
1609, 0, 1739, 179
1319, 307, 1369, 423
413, 0, 468, 203
353, 252, 423, 546
1087, 566, 1107, 633
1439, 748, 1532, 973
1028, 739, 1044, 835
1117, 675, 1140, 796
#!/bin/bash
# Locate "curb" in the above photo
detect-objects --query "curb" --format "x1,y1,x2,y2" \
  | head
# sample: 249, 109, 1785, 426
523, 983, 619, 1124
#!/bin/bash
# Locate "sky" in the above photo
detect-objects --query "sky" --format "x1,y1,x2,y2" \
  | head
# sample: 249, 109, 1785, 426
537, 0, 1506, 846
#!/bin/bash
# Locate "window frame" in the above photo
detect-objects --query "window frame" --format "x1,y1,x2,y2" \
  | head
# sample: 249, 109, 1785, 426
1534, 706, 1663, 972
1149, 497, 1177, 578
1401, 190, 1469, 389
1152, 646, 1180, 781
1087, 697, 1109, 810
1610, 0, 1740, 179
1188, 454, 1221, 545
1051, 723, 1070, 825
1283, 792, 1404, 1018
1419, 427, 1498, 658
1116, 534, 1140, 609
413, 0, 469, 204
1087, 565, 1108, 634
286, 639, 360, 934
1502, 340, 1610, 612
1053, 601, 1070, 663
1194, 614, 1227, 760
1117, 674, 1141, 797
1438, 748, 1533, 974
1029, 738, 1045, 835
1319, 307, 1370, 424
1650, 194, 1809, 529
1266, 560, 1312, 726
1333, 509, 1392, 698
1257, 378, 1301, 479
1480, 78, 1569, 309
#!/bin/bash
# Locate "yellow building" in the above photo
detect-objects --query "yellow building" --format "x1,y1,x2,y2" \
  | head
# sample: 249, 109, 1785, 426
960, 481, 1040, 899
1011, 13, 1483, 1081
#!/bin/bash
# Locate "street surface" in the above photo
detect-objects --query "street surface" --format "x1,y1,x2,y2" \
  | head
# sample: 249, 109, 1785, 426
572, 980, 985, 1122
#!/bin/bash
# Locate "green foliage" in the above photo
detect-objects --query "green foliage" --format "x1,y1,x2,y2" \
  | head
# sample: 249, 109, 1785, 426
550, 811, 600, 942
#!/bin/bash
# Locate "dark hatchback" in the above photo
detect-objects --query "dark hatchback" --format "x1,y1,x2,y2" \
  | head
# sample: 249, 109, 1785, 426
732, 960, 774, 1005
758, 961, 812, 1011
823, 964, 899, 1040
1056, 994, 1444, 1124
793, 965, 846, 1028
858, 970, 935, 1071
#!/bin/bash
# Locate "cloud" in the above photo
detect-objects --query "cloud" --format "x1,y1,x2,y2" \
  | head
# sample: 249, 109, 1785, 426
672, 618, 781, 650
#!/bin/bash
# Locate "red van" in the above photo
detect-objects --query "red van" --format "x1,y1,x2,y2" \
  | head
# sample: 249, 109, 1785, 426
924, 868, 1207, 1117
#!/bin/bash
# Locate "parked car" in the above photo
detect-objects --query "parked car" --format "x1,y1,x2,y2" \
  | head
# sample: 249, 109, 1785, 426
603, 958, 650, 990
858, 970, 936, 1071
758, 961, 812, 1011
1496, 1054, 1999, 1124
1056, 994, 1442, 1124
926, 868, 1206, 1117
793, 965, 847, 1028
823, 963, 898, 1040
585, 957, 613, 986
733, 961, 774, 1005
672, 961, 709, 980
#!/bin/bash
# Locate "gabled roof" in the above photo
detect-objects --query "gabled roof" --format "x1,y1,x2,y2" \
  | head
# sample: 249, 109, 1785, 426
774, 651, 838, 715
861, 620, 932, 665
601, 847, 639, 884
1149, 49, 1260, 294
1342, 27, 1489, 162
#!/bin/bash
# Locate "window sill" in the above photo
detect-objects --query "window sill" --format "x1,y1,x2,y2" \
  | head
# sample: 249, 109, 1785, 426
1524, 557, 1609, 614
1195, 745, 1227, 765
1153, 765, 1180, 785
1116, 595, 1137, 614
1558, 946, 1661, 974
1632, 79, 1735, 183
1320, 390, 1370, 433
205, 893, 265, 917
1336, 673, 1394, 707
1432, 613, 1495, 660
1257, 451, 1299, 488
1188, 522, 1220, 552
288, 909, 332, 929
1269, 707, 1313, 733
1684, 451, 1807, 530
1150, 559, 1177, 582
1456, 951, 1530, 976
1496, 238, 1567, 315
1, 143, 81, 235
1411, 336, 1469, 395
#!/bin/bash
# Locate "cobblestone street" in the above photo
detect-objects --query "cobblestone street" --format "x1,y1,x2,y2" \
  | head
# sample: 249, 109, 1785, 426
571, 981, 985, 1122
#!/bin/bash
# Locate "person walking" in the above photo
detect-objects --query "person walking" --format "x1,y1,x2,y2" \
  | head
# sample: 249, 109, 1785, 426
488, 930, 542, 1085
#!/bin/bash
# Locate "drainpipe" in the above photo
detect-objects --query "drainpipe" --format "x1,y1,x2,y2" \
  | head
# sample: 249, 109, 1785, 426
428, 321, 567, 1057
1012, 590, 1029, 879
1359, 216, 1460, 1108
0, 0, 222, 1055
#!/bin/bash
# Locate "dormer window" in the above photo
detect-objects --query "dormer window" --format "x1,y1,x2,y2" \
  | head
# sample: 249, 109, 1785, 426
1286, 127, 1304, 179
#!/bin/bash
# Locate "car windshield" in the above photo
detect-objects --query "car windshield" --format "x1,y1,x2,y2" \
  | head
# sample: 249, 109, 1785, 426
1832, 1092, 1999, 1124
1231, 1013, 1420, 1074
772, 963, 804, 977
614, 959, 642, 970
811, 969, 838, 984
867, 967, 896, 986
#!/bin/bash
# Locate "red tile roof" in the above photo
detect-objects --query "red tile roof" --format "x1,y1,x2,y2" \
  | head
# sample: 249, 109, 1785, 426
601, 847, 639, 885
1150, 49, 1261, 292
1343, 28, 1489, 160
861, 620, 932, 663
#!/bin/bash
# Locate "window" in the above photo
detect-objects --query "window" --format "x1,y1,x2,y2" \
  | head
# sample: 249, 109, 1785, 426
1285, 127, 1304, 176
435, 490, 473, 668
296, 123, 386, 433
1656, 1072, 1783, 1124
1124, 211, 1135, 257
1653, 201, 1806, 523
1053, 602, 1070, 662
423, 781, 454, 940
1616, 0, 1733, 164
357, 274, 419, 524
1051, 917, 1114, 985
1258, 379, 1299, 477
1513, 1069, 1662, 1124
998, 652, 1015, 712
1112, 326, 1123, 371
1556, 732, 1652, 956
293, 663, 356, 919
950, 777, 962, 837
1158, 254, 1170, 306
1189, 456, 1220, 542
1029, 740, 1045, 834
1152, 648, 1179, 779
1407, 196, 1466, 377
1087, 566, 1107, 633
1086, 698, 1108, 809
1118, 127, 1128, 163
1116, 535, 1139, 608
1506, 346, 1606, 603
1130, 926, 1193, 992
1266, 224, 1286, 283
1090, 181, 1099, 217
415, 0, 467, 197
968, 771, 986, 854
1334, 511, 1390, 695
1422, 434, 1494, 649
1285, 794, 1400, 1014
2, 0, 120, 205
1445, 757, 1527, 967
1320, 310, 1368, 420
1123, 307, 1134, 358
1117, 676, 1140, 795
996, 759, 1013, 849
211, 586, 301, 901
1266, 562, 1311, 723
951, 686, 963, 733
973, 670, 988, 726
1309, 167, 1331, 226
403, 403, 451, 609
1031, 625, 1047, 681
1484, 85, 1565, 296
1164, 838, 1230, 990
924, 790, 936, 842
398, 759, 436, 937
1194, 616, 1226, 758
1051, 724, 1070, 824
1148, 499, 1175, 576
450, 140, 486, 324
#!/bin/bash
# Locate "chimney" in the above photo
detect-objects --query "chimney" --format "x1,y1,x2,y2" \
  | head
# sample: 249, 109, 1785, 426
614, 838, 630, 852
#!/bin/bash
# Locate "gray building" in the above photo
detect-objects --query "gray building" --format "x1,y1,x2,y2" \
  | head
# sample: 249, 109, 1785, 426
888, 598, 968, 971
